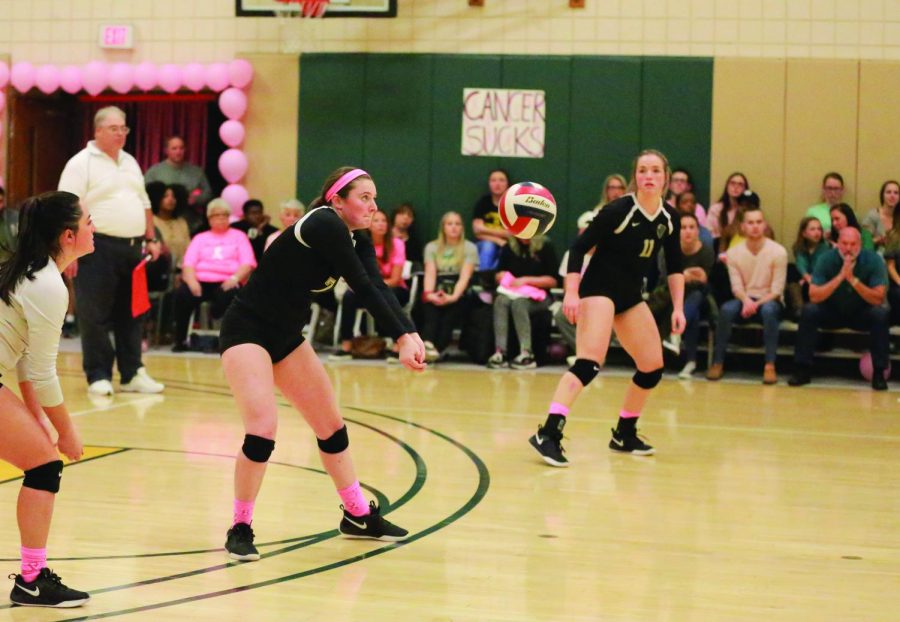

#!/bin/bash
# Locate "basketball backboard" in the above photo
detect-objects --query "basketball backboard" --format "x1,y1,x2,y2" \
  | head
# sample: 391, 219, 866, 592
235, 0, 397, 18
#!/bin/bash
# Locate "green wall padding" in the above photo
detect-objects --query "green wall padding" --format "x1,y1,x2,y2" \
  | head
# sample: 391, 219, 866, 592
297, 53, 713, 249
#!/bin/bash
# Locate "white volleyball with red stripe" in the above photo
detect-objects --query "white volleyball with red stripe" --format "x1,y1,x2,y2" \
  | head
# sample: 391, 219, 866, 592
499, 182, 557, 240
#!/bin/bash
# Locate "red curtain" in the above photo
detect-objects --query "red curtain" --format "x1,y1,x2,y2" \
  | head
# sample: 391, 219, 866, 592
80, 98, 210, 172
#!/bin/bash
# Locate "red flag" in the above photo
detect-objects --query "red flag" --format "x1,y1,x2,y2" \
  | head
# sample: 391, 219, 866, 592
131, 258, 151, 318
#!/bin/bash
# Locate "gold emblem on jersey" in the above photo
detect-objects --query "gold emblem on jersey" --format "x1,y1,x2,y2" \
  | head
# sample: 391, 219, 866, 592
657, 224, 667, 239
312, 277, 337, 293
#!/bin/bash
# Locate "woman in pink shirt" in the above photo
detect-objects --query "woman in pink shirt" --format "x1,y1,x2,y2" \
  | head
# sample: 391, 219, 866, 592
172, 199, 256, 351
333, 210, 408, 357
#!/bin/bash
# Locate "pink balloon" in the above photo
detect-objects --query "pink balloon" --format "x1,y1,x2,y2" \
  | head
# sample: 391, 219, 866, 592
0, 62, 9, 88
10, 62, 36, 93
108, 62, 134, 94
182, 63, 205, 91
227, 59, 254, 89
59, 65, 83, 94
0, 91, 5, 114
218, 120, 245, 147
158, 64, 182, 93
859, 352, 891, 381
35, 65, 61, 94
221, 184, 250, 215
219, 149, 249, 184
218, 87, 247, 120
82, 61, 109, 96
134, 62, 157, 91
205, 63, 229, 92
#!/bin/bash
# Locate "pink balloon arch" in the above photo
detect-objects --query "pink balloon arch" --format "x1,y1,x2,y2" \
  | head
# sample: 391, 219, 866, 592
0, 59, 255, 206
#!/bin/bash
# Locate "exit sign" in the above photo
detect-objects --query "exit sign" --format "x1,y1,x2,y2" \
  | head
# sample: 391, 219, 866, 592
99, 24, 133, 49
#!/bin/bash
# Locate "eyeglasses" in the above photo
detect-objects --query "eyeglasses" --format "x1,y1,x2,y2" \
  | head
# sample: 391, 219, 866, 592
208, 212, 230, 218
104, 125, 130, 135
607, 184, 626, 190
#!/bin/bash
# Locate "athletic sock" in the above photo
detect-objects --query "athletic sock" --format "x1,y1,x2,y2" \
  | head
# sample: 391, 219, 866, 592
543, 413, 567, 437
338, 481, 370, 517
616, 409, 640, 435
233, 499, 255, 527
20, 546, 46, 583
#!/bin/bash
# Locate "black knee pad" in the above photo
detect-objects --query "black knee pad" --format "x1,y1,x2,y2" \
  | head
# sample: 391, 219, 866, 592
242, 434, 275, 463
23, 460, 63, 493
633, 368, 663, 389
568, 358, 601, 387
317, 425, 349, 454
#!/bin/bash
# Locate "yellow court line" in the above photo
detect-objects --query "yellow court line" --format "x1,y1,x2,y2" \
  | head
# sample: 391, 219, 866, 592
0, 446, 126, 482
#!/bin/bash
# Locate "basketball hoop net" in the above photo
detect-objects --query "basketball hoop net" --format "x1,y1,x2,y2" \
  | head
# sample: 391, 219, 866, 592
273, 0, 330, 53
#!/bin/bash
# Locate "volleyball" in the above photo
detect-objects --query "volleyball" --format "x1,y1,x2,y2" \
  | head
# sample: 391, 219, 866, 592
499, 182, 557, 239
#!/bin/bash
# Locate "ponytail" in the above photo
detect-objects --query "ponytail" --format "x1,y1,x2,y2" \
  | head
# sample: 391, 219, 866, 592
0, 191, 81, 304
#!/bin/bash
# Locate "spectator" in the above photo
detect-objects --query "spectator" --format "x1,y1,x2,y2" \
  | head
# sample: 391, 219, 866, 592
151, 184, 191, 270
420, 211, 478, 362
577, 173, 627, 226
172, 199, 256, 352
861, 180, 899, 251
828, 203, 875, 251
706, 172, 749, 247
264, 199, 305, 251
789, 227, 890, 391
488, 236, 558, 370
806, 172, 845, 233
231, 199, 278, 263
673, 191, 713, 248
884, 215, 900, 325
668, 167, 707, 226
0, 187, 19, 261
707, 207, 787, 384
471, 168, 512, 270
720, 190, 775, 251
391, 203, 424, 267
144, 135, 213, 207
647, 213, 715, 379
332, 210, 408, 358
57, 106, 164, 395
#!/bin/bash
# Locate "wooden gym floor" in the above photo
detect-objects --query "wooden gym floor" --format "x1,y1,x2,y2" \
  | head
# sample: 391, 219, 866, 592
0, 351, 898, 621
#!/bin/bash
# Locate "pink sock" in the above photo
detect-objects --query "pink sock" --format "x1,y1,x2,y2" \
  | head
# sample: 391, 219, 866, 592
233, 499, 255, 526
620, 409, 640, 419
20, 546, 46, 583
549, 402, 569, 416
338, 481, 370, 517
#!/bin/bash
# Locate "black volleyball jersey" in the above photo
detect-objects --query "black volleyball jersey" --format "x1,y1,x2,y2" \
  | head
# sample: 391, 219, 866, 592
568, 194, 682, 292
234, 206, 415, 339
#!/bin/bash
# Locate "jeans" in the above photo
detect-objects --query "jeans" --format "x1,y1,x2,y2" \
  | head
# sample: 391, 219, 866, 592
476, 240, 502, 271
493, 293, 549, 353
889, 283, 900, 325
713, 298, 782, 364
794, 303, 890, 370
682, 289, 706, 364
422, 300, 467, 351
173, 281, 239, 345
75, 235, 144, 384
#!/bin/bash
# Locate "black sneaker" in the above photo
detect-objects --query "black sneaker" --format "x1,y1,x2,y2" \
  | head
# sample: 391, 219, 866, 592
609, 428, 655, 456
9, 568, 90, 608
528, 425, 568, 467
225, 522, 260, 561
339, 501, 409, 542
872, 373, 888, 391
788, 369, 812, 386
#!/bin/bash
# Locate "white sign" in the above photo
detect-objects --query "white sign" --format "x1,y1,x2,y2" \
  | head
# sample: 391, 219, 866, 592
461, 88, 546, 159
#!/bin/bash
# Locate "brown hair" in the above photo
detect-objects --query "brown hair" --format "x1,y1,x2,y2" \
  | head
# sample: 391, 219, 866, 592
308, 166, 373, 209
627, 149, 670, 197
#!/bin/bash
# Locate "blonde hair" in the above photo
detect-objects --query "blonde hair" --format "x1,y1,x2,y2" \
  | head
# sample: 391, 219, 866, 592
280, 198, 305, 215
626, 149, 670, 197
596, 173, 627, 209
433, 211, 467, 271
508, 234, 546, 257
206, 198, 232, 217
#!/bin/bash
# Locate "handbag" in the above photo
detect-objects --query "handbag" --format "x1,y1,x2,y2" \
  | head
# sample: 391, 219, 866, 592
350, 335, 387, 359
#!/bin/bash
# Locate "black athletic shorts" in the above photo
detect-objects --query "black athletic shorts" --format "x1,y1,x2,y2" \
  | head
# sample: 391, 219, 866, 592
218, 300, 305, 363
579, 283, 645, 315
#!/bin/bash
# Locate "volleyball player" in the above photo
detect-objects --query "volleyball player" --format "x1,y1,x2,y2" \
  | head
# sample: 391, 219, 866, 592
219, 167, 426, 561
1, 192, 94, 607
529, 150, 685, 465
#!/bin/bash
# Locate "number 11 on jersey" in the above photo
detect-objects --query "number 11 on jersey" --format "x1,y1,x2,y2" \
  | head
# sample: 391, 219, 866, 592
639, 239, 654, 258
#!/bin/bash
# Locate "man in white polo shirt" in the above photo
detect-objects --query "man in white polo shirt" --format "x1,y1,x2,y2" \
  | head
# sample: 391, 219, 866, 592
58, 106, 165, 396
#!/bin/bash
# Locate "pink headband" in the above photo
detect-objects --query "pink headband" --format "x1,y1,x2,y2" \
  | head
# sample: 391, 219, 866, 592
325, 168, 369, 203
